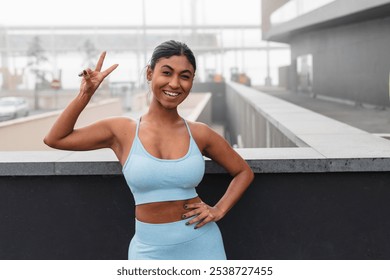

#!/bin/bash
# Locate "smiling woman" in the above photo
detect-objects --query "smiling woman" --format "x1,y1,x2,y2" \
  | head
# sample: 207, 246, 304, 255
43, 40, 254, 260
147, 55, 194, 110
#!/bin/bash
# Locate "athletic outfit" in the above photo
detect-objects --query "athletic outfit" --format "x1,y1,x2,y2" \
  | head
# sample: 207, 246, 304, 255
122, 118, 226, 260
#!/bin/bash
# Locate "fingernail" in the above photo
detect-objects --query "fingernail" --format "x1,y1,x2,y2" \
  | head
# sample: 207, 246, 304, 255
185, 222, 190, 225
182, 214, 186, 219
183, 205, 188, 209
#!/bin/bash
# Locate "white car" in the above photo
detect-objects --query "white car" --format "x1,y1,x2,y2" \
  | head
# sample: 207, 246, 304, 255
0, 97, 29, 121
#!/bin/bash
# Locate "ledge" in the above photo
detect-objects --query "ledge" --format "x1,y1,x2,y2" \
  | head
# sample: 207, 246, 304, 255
228, 82, 390, 159
1, 149, 390, 176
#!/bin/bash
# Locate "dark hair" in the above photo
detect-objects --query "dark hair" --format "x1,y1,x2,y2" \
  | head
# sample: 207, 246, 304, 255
149, 40, 196, 72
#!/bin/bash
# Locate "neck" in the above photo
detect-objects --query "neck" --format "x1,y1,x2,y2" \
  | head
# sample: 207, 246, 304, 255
144, 102, 182, 124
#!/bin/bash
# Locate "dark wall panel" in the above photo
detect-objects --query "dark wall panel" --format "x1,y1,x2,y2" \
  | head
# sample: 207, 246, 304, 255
1, 172, 390, 260
0, 176, 133, 260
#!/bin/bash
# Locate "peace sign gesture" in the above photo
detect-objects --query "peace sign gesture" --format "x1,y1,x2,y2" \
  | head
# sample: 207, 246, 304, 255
79, 51, 118, 97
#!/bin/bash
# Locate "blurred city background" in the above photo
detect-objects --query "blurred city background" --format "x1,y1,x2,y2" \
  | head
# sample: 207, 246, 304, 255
0, 0, 286, 122
2, 0, 390, 150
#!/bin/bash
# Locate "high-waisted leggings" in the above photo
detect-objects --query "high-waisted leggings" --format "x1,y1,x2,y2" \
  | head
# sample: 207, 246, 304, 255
128, 217, 226, 260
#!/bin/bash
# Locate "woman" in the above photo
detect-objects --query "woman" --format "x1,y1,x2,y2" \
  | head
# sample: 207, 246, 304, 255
44, 40, 254, 260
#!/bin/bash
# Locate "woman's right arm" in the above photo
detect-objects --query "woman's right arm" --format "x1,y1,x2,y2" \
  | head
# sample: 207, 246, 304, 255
43, 52, 119, 151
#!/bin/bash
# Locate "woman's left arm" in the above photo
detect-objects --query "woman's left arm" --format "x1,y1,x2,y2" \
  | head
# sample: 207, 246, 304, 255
184, 123, 254, 229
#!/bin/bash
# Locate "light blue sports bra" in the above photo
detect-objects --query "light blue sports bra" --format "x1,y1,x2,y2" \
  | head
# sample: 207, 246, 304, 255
122, 118, 205, 205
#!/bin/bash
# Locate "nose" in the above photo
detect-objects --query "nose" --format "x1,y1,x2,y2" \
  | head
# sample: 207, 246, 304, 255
169, 75, 180, 89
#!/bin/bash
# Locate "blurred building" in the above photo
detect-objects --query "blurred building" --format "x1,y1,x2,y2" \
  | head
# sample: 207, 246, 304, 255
262, 0, 390, 108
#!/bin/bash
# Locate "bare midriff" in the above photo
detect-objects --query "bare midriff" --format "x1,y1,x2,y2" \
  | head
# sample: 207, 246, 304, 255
136, 196, 202, 223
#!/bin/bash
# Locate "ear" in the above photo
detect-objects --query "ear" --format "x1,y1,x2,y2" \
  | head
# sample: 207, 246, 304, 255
146, 66, 153, 81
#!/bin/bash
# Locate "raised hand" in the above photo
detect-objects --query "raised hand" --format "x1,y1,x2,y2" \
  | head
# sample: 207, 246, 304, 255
79, 51, 118, 97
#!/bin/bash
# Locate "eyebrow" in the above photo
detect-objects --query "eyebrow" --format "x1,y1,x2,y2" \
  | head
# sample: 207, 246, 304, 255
160, 65, 193, 75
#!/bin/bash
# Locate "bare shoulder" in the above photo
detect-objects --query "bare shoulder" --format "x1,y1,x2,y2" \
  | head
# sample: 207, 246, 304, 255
187, 120, 225, 151
105, 116, 136, 127
187, 120, 213, 138
105, 116, 137, 136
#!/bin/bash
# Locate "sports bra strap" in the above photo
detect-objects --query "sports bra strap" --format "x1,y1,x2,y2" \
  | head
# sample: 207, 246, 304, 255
183, 119, 193, 139
135, 117, 141, 137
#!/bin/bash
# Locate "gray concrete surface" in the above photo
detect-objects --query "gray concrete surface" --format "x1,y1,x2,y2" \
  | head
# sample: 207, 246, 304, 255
2, 149, 390, 177
257, 87, 390, 135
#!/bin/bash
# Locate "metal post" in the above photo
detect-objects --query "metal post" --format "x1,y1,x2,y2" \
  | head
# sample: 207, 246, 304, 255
265, 41, 272, 86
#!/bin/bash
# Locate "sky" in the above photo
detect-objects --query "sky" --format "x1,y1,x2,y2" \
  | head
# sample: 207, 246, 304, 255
0, 0, 261, 26
0, 0, 291, 88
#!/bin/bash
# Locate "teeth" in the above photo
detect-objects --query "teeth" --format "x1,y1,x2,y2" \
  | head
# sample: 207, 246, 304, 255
164, 91, 179, 97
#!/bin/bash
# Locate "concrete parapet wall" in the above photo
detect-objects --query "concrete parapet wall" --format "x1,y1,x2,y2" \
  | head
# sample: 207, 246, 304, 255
226, 82, 390, 158
2, 149, 390, 177
0, 98, 122, 151
226, 82, 300, 148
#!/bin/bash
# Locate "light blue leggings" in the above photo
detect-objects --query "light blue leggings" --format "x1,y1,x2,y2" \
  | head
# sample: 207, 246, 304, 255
128, 218, 226, 260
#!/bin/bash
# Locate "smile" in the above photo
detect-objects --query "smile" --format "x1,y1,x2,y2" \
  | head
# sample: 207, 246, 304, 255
163, 90, 180, 97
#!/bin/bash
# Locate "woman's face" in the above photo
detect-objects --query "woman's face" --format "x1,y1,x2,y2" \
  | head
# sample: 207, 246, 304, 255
147, 55, 195, 110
